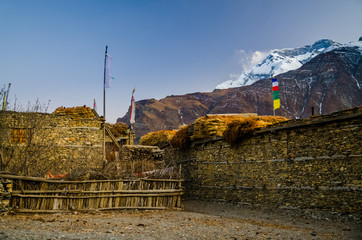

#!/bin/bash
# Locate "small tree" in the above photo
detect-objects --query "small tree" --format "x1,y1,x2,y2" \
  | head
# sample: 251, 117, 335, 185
0, 112, 52, 176
0, 83, 11, 111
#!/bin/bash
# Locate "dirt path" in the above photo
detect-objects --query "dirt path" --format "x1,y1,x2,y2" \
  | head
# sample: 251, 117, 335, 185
0, 200, 361, 239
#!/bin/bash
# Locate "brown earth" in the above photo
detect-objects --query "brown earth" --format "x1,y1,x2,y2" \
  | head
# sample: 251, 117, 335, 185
0, 200, 361, 240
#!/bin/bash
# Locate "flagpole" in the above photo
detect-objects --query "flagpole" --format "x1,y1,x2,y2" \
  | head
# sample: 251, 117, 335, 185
103, 45, 108, 163
271, 75, 275, 116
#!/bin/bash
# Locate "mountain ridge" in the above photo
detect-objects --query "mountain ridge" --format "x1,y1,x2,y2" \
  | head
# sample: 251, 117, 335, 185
117, 40, 362, 141
215, 39, 361, 89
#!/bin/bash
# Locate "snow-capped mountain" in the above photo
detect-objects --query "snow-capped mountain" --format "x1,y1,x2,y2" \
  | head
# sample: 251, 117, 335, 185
118, 38, 362, 142
215, 39, 362, 89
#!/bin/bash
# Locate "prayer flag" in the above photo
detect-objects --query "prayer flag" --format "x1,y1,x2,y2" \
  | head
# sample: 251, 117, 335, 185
274, 99, 280, 109
272, 78, 280, 110
104, 54, 112, 88
130, 89, 136, 124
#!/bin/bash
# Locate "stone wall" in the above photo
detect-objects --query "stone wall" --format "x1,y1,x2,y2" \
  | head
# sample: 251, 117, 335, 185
175, 107, 362, 213
114, 145, 165, 177
0, 111, 103, 176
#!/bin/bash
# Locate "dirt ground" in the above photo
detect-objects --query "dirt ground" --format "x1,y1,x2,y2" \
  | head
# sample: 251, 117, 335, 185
0, 200, 361, 240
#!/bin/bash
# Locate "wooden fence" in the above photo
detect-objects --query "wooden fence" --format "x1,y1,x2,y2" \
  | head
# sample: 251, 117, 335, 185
0, 174, 183, 213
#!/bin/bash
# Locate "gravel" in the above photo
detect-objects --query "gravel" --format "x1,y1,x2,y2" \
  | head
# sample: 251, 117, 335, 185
0, 200, 361, 239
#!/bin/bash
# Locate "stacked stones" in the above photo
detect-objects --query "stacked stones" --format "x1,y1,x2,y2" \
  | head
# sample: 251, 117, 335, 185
175, 107, 362, 213
0, 179, 12, 213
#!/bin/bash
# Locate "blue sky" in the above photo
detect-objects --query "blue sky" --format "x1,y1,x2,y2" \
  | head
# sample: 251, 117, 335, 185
1, 0, 361, 123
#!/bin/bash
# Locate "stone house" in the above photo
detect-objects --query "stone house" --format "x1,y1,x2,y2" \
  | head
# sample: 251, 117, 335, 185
0, 107, 106, 176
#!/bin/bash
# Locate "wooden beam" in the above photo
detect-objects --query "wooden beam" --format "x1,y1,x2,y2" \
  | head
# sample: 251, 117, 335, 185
12, 192, 184, 198
12, 189, 183, 194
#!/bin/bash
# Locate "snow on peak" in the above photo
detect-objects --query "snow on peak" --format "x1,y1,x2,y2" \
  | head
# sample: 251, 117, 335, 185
215, 39, 349, 90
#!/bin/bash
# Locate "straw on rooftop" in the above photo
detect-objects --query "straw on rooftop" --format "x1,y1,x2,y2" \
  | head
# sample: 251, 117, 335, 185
140, 130, 177, 148
106, 122, 128, 138
53, 106, 96, 119
169, 115, 288, 149
223, 116, 289, 145
190, 115, 245, 141
170, 125, 191, 149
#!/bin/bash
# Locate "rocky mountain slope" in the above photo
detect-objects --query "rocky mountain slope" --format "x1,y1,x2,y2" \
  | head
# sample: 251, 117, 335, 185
118, 43, 362, 140
215, 39, 359, 89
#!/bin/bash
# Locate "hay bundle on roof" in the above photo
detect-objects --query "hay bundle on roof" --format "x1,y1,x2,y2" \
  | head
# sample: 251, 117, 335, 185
169, 115, 288, 149
140, 130, 177, 148
53, 106, 96, 119
254, 116, 288, 128
223, 116, 288, 145
190, 115, 248, 140
106, 122, 128, 138
170, 125, 191, 149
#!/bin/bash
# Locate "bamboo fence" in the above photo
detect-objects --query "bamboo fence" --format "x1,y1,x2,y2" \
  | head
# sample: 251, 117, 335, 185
0, 174, 183, 213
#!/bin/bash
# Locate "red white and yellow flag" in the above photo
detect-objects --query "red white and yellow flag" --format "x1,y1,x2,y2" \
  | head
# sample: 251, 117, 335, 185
130, 89, 135, 124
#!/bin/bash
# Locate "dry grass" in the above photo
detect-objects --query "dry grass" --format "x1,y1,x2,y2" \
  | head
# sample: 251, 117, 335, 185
170, 115, 288, 149
142, 115, 288, 149
140, 130, 177, 147
223, 116, 289, 145
191, 115, 247, 140
106, 122, 128, 138
53, 106, 96, 118
170, 125, 191, 149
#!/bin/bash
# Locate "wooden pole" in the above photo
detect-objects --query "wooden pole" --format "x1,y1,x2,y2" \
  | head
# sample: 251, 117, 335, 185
103, 45, 108, 163
271, 75, 275, 116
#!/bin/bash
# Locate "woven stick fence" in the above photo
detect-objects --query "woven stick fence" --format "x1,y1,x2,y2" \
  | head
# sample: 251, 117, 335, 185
0, 174, 183, 213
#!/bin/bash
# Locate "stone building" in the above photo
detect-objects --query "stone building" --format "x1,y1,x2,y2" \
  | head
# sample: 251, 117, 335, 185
0, 106, 163, 179
0, 107, 105, 176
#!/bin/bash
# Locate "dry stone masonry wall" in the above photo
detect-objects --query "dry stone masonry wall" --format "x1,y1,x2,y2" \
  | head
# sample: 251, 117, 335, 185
0, 111, 103, 175
176, 107, 362, 213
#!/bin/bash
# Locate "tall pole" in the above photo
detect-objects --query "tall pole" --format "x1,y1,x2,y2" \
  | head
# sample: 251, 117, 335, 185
103, 45, 108, 163
271, 75, 275, 116
103, 46, 108, 120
